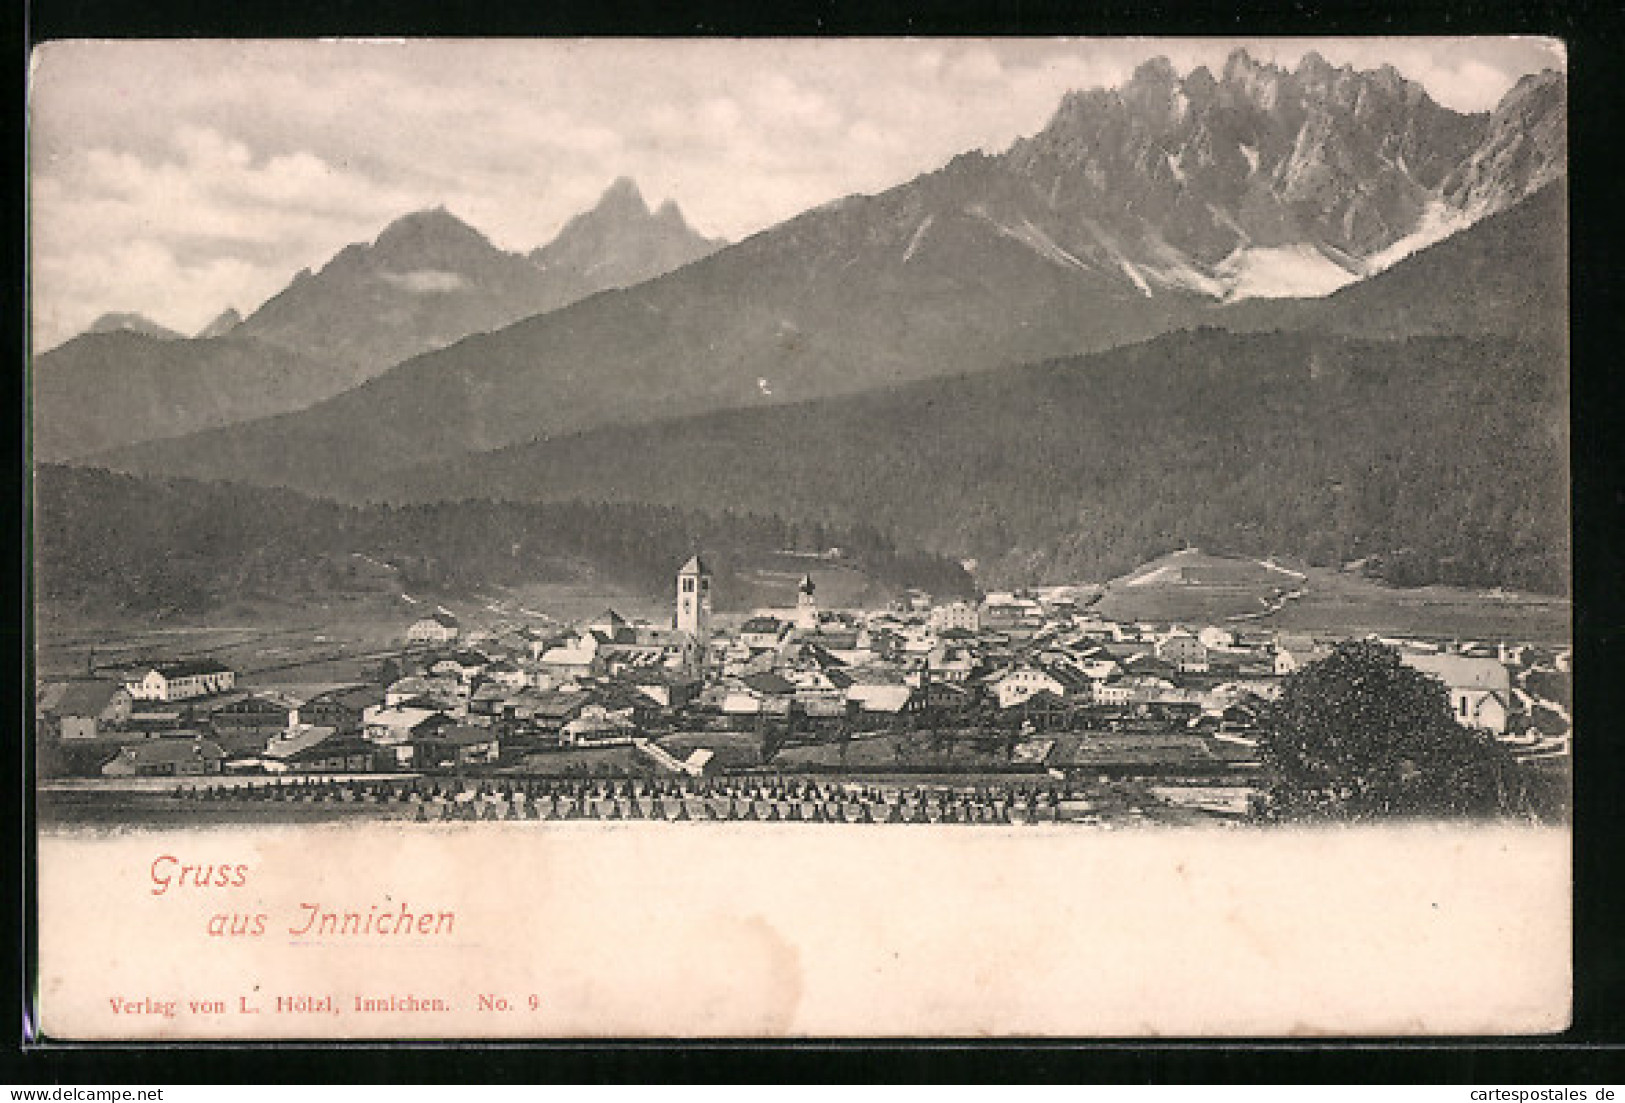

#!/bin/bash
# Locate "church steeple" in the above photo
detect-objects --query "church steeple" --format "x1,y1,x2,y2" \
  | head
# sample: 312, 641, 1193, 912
676, 554, 712, 665
794, 573, 818, 632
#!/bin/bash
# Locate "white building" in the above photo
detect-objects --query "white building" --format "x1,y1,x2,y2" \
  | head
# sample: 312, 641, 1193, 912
407, 612, 460, 644
928, 601, 981, 633
123, 661, 235, 702
988, 666, 1068, 710
537, 634, 602, 679
1401, 653, 1513, 734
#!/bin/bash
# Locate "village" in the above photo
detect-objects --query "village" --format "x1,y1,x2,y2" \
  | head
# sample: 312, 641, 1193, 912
35, 554, 1573, 826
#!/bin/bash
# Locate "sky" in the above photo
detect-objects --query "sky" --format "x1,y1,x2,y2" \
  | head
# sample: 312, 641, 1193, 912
28, 37, 1565, 351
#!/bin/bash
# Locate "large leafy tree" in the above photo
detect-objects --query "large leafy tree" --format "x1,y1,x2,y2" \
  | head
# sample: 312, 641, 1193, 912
1257, 640, 1525, 820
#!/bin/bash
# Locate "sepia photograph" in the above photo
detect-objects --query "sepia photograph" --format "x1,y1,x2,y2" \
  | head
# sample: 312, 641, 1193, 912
27, 37, 1571, 1039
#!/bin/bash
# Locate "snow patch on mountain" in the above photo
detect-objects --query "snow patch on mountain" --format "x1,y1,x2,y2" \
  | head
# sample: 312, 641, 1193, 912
1140, 237, 1227, 297
1068, 214, 1154, 296
969, 207, 1090, 272
1361, 199, 1473, 273
1115, 258, 1153, 296
902, 216, 936, 263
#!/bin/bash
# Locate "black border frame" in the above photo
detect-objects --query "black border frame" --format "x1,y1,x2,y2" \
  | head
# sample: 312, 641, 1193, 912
9, 0, 1625, 1083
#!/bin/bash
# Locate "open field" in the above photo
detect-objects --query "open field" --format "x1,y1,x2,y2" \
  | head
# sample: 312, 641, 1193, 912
1264, 568, 1571, 642
33, 577, 662, 683
1091, 549, 1569, 642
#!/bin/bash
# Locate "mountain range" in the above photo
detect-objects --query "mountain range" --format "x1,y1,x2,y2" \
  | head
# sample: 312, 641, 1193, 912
95, 173, 1566, 497
230, 179, 722, 377
33, 333, 346, 462
41, 50, 1571, 597
33, 179, 723, 461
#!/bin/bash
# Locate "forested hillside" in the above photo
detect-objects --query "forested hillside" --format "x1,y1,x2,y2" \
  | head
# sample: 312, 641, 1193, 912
376, 328, 1569, 594
34, 466, 972, 618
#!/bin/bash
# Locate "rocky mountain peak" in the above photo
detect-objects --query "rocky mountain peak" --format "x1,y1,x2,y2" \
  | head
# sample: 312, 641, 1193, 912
369, 206, 499, 270
598, 176, 650, 213
1222, 47, 1268, 82
84, 312, 182, 341
653, 198, 691, 228
994, 48, 1555, 299
195, 308, 243, 340
530, 178, 722, 281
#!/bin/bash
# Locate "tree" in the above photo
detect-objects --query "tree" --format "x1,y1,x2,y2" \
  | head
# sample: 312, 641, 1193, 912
1256, 640, 1526, 821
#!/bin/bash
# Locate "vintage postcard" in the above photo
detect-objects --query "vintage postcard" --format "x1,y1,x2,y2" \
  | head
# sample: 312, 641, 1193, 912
28, 38, 1570, 1039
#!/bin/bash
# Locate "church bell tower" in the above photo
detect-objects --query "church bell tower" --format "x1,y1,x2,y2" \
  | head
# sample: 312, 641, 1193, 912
794, 573, 819, 633
676, 554, 712, 647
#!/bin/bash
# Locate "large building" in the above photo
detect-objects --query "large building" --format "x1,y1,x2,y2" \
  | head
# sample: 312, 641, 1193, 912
929, 601, 981, 633
407, 611, 460, 644
38, 679, 135, 740
122, 661, 235, 702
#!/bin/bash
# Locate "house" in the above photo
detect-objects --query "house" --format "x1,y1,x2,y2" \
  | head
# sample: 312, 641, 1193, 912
480, 659, 528, 691
299, 685, 382, 735
123, 661, 236, 702
537, 634, 603, 680
283, 734, 391, 773
101, 738, 225, 777
928, 601, 981, 633
844, 682, 917, 716
514, 690, 590, 736
1274, 635, 1331, 675
584, 609, 636, 645
1155, 631, 1210, 673
624, 669, 701, 711
925, 645, 978, 684
598, 643, 670, 677
1004, 689, 1069, 729
407, 612, 460, 645
429, 651, 489, 682
412, 724, 501, 768
384, 675, 463, 711
264, 725, 339, 764
210, 693, 296, 738
576, 682, 664, 728
987, 665, 1068, 710
363, 706, 452, 746
717, 671, 793, 715
1094, 674, 1180, 707
914, 679, 976, 719
1093, 678, 1132, 707
468, 682, 512, 718
741, 671, 797, 697
560, 703, 639, 746
1401, 654, 1513, 734
1077, 658, 1120, 682
124, 710, 188, 736
41, 680, 133, 740
739, 617, 792, 651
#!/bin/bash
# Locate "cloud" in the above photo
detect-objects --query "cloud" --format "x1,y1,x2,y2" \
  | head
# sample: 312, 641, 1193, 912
379, 270, 469, 293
